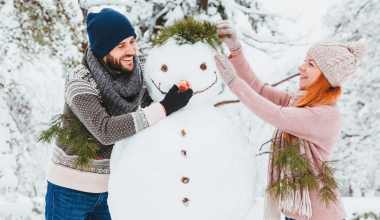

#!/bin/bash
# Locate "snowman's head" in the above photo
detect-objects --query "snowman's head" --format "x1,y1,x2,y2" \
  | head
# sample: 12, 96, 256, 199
144, 18, 223, 106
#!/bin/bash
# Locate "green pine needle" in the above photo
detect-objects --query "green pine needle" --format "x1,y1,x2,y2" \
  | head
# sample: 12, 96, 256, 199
37, 113, 100, 170
151, 16, 222, 50
352, 212, 380, 220
264, 138, 340, 207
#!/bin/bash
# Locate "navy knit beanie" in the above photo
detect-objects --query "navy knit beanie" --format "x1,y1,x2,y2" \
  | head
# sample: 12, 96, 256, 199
86, 8, 137, 58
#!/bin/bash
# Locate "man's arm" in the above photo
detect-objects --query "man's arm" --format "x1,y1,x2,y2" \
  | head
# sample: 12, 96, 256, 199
69, 93, 165, 146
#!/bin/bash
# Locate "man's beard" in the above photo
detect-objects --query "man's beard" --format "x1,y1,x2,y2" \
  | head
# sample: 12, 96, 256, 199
104, 54, 135, 74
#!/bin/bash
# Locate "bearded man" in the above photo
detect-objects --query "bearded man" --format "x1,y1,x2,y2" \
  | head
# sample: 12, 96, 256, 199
45, 8, 193, 219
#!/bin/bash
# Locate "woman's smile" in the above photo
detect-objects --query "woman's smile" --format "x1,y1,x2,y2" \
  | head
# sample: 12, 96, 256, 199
298, 54, 322, 90
300, 75, 308, 81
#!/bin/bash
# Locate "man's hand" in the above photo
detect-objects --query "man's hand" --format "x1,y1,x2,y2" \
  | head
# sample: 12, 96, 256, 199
160, 85, 193, 116
214, 53, 240, 88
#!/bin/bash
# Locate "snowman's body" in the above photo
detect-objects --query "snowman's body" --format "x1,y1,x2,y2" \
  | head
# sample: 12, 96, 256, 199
109, 40, 258, 220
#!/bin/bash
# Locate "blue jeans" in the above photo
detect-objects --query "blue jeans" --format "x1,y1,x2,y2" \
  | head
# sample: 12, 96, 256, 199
45, 181, 112, 220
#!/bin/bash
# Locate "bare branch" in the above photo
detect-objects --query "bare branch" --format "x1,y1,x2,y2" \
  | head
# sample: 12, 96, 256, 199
241, 38, 276, 59
214, 100, 240, 108
233, 2, 279, 17
271, 73, 300, 87
148, 2, 176, 36
242, 32, 308, 46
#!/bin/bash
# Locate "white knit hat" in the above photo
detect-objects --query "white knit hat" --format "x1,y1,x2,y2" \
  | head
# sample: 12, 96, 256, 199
307, 41, 367, 87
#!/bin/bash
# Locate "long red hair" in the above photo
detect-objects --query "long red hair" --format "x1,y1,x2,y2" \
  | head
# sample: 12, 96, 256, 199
283, 74, 342, 143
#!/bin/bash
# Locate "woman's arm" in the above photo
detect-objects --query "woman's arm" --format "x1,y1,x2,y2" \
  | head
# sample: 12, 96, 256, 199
229, 52, 290, 107
216, 21, 289, 106
230, 79, 343, 146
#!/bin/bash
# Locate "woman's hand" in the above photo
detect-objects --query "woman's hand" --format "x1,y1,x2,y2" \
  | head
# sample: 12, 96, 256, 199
214, 53, 240, 88
217, 21, 241, 53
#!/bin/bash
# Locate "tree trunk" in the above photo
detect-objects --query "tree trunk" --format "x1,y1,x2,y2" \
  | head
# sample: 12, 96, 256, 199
196, 0, 208, 14
79, 0, 88, 53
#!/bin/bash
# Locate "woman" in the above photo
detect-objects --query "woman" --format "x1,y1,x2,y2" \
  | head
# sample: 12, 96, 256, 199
215, 21, 366, 220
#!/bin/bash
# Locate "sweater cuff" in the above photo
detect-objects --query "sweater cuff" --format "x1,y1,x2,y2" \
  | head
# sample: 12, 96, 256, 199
230, 78, 245, 91
228, 50, 245, 66
142, 103, 166, 126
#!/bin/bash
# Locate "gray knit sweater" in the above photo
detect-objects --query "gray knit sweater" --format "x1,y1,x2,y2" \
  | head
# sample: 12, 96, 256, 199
51, 52, 154, 174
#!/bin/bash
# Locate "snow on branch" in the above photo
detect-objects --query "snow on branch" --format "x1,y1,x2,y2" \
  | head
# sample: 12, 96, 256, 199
80, 0, 135, 9
233, 2, 279, 18
242, 31, 308, 47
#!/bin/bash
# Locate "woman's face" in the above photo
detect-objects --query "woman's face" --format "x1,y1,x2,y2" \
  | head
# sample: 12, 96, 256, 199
298, 54, 323, 90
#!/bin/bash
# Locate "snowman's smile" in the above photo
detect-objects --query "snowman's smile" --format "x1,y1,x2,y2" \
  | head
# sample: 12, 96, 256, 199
151, 71, 218, 95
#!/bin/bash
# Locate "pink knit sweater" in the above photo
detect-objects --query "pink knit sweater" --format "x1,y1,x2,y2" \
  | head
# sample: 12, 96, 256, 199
229, 52, 347, 220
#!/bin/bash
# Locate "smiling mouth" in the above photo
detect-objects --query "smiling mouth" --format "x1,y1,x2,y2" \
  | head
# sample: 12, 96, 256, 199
151, 71, 218, 95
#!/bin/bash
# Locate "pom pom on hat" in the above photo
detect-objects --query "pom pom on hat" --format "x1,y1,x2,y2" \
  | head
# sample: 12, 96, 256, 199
307, 41, 367, 87
347, 41, 367, 61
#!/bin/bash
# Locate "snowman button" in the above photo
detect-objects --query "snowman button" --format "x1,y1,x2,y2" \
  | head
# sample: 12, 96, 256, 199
182, 198, 190, 206
181, 177, 189, 184
181, 129, 186, 137
181, 150, 187, 157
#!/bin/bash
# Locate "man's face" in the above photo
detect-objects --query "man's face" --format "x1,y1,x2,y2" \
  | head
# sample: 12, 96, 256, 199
103, 36, 137, 74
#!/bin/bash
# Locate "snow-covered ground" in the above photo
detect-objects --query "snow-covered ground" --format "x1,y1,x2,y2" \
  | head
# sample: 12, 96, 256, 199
1, 196, 379, 220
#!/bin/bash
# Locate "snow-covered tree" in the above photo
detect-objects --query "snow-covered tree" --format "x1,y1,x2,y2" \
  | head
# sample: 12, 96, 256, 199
0, 0, 297, 206
327, 0, 380, 197
80, 0, 288, 57
0, 0, 86, 70
0, 0, 85, 202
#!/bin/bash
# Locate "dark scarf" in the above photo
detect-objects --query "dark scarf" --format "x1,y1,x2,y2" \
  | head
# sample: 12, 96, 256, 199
84, 46, 143, 117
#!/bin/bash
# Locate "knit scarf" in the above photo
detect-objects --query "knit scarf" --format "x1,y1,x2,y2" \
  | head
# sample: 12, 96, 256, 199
263, 89, 314, 220
85, 46, 143, 117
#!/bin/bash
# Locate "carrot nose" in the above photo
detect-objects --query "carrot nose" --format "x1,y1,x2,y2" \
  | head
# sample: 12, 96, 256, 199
177, 80, 192, 93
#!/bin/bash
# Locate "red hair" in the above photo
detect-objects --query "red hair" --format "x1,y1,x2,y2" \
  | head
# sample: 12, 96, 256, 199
283, 74, 342, 143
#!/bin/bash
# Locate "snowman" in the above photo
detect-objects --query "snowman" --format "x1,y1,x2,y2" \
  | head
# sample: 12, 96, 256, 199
108, 18, 258, 220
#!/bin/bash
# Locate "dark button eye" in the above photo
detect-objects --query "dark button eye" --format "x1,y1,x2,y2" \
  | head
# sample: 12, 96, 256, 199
200, 62, 207, 70
161, 64, 168, 72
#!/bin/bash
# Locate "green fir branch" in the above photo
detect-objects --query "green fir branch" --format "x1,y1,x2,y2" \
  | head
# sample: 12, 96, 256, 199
264, 138, 340, 207
151, 16, 222, 50
352, 212, 380, 220
37, 113, 100, 170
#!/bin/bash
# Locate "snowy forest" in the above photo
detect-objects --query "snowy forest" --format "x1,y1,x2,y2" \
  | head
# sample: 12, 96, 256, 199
0, 0, 379, 219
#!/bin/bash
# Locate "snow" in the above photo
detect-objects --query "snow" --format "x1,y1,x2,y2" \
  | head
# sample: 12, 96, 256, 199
144, 40, 224, 105
0, 0, 379, 218
108, 41, 258, 220
1, 196, 380, 220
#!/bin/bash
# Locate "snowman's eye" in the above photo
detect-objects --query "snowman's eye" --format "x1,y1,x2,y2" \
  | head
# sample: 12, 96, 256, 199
161, 64, 168, 72
200, 62, 207, 70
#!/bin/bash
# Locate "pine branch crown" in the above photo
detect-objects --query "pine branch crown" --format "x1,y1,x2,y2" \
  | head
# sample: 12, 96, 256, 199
151, 16, 222, 50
